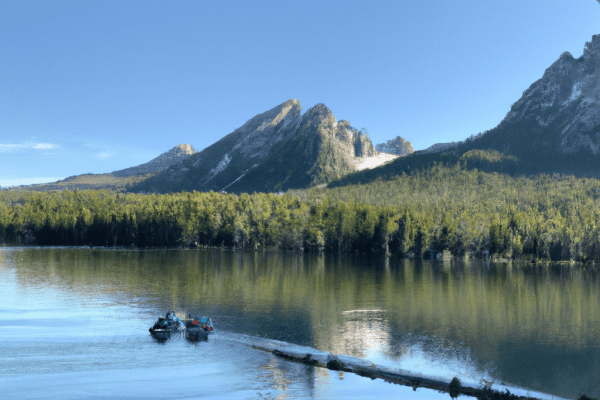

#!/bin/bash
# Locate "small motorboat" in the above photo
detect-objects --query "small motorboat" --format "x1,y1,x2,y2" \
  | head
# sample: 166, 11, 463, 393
184, 316, 214, 341
149, 311, 214, 341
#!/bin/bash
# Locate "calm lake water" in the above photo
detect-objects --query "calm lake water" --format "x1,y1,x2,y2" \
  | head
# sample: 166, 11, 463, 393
1, 247, 598, 399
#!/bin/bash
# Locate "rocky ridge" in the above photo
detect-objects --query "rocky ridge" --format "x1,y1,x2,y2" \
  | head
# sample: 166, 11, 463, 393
375, 136, 414, 156
333, 35, 600, 186
476, 35, 600, 157
131, 99, 378, 194
111, 144, 196, 178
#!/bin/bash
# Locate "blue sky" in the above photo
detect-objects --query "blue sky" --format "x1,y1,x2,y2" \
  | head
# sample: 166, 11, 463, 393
1, 1, 599, 187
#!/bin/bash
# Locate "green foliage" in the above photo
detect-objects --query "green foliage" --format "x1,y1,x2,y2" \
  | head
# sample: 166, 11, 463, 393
460, 149, 518, 174
449, 377, 462, 399
20, 173, 152, 192
5, 162, 600, 262
0, 190, 384, 252
292, 164, 600, 261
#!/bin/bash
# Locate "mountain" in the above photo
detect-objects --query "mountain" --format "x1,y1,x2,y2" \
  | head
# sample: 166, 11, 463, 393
329, 34, 600, 187
494, 36, 600, 154
25, 144, 195, 191
375, 136, 414, 156
130, 99, 378, 193
111, 144, 196, 177
463, 34, 600, 174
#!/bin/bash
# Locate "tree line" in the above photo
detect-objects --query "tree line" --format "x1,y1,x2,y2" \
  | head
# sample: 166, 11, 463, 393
0, 189, 394, 253
296, 164, 600, 262
3, 164, 600, 262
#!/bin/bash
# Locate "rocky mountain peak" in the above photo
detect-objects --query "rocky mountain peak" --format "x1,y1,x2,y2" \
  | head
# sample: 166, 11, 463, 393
236, 99, 302, 135
475, 34, 600, 157
304, 103, 332, 116
224, 99, 302, 160
302, 103, 336, 129
130, 99, 382, 193
111, 144, 196, 178
583, 34, 600, 57
169, 144, 196, 156
376, 136, 414, 156
559, 51, 574, 61
296, 104, 376, 158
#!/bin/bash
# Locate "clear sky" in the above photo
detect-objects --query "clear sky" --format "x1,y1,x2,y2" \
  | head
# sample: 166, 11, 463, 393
1, 1, 599, 187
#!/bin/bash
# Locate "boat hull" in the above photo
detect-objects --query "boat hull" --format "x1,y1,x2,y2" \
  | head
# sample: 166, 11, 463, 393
149, 313, 214, 341
148, 327, 174, 341
185, 327, 209, 341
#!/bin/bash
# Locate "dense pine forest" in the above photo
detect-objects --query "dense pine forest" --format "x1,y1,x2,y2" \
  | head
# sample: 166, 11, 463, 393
3, 165, 600, 262
304, 165, 600, 261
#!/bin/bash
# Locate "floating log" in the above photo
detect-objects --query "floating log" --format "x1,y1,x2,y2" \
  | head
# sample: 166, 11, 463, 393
242, 336, 553, 400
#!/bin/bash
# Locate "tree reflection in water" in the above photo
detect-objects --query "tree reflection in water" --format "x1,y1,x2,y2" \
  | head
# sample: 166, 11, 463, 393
5, 247, 599, 399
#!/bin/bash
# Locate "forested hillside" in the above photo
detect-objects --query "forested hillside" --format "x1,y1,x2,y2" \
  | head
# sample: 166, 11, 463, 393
301, 164, 600, 261
3, 164, 600, 262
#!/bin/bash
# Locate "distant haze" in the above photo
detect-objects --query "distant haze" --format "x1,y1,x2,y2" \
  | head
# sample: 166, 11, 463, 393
0, 178, 65, 188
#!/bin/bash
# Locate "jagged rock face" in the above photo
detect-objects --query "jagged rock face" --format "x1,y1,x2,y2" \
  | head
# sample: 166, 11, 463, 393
111, 144, 196, 177
376, 136, 414, 156
489, 35, 600, 155
229, 99, 302, 158
335, 120, 378, 157
130, 99, 377, 194
274, 104, 377, 187
139, 99, 302, 193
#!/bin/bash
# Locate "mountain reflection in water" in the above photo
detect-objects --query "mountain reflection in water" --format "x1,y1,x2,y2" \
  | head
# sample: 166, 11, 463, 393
1, 247, 598, 399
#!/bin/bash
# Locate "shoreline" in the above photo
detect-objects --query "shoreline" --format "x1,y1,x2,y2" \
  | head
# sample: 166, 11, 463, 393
2, 244, 597, 266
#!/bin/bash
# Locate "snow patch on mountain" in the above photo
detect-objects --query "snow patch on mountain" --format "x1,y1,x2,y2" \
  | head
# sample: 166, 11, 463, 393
353, 153, 399, 171
565, 82, 582, 105
210, 154, 231, 177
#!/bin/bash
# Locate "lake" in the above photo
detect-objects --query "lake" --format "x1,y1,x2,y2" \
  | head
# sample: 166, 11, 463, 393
1, 247, 598, 399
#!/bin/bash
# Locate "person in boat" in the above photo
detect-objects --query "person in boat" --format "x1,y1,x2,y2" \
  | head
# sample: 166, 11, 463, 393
151, 311, 184, 332
185, 316, 214, 331
150, 312, 213, 337
166, 310, 185, 329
